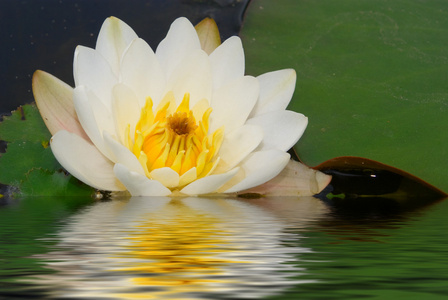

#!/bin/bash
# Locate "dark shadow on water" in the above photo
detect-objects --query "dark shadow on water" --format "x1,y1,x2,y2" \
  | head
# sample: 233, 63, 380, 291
323, 195, 447, 220
311, 191, 447, 244
313, 162, 447, 222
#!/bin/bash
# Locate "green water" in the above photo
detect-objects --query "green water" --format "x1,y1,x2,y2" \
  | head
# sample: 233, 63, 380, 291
0, 196, 447, 299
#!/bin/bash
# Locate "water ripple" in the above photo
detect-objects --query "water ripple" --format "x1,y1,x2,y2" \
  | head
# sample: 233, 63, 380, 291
24, 196, 327, 299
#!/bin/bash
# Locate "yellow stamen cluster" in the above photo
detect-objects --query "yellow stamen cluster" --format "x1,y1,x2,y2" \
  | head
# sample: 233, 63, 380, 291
125, 92, 224, 188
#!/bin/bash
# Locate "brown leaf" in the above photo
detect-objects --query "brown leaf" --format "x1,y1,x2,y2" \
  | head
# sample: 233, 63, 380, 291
314, 156, 447, 200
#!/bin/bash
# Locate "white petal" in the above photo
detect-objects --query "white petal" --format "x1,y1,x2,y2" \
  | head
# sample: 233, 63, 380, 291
149, 167, 180, 188
250, 69, 297, 117
32, 70, 90, 141
166, 49, 212, 106
88, 91, 116, 136
73, 86, 114, 160
156, 17, 201, 81
209, 76, 259, 133
114, 163, 172, 196
111, 83, 141, 144
180, 168, 239, 195
121, 38, 166, 107
246, 110, 308, 152
215, 125, 263, 172
225, 150, 290, 193
179, 167, 197, 187
239, 160, 332, 196
103, 131, 145, 175
191, 98, 210, 121
95, 17, 138, 76
209, 36, 245, 90
51, 130, 125, 191
73, 46, 117, 107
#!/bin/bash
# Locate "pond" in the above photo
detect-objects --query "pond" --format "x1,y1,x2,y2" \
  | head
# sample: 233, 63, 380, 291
1, 1, 448, 298
1, 195, 447, 299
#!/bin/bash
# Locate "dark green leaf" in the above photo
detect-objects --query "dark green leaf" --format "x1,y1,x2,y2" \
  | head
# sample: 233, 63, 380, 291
0, 104, 51, 143
19, 168, 94, 197
0, 140, 60, 185
0, 104, 94, 197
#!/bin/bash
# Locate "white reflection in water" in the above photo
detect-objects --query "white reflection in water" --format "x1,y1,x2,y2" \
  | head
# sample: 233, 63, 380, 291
29, 196, 328, 299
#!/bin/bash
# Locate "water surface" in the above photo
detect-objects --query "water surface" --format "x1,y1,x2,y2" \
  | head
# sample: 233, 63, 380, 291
1, 195, 447, 299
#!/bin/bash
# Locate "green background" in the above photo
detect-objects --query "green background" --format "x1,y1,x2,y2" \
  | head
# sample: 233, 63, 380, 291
241, 0, 448, 192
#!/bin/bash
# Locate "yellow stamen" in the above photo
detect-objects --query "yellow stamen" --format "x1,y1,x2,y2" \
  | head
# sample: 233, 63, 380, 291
138, 152, 151, 177
126, 93, 223, 189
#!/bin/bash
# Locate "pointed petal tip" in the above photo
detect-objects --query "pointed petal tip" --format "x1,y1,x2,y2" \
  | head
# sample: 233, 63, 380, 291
108, 16, 120, 21
101, 16, 128, 28
101, 16, 131, 32
286, 68, 297, 76
173, 16, 193, 26
32, 69, 44, 80
32, 69, 46, 96
250, 68, 298, 117
95, 16, 138, 76
195, 17, 221, 55
32, 70, 91, 141
155, 16, 201, 81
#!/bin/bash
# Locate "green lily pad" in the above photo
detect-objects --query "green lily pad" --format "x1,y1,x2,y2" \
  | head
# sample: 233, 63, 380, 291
0, 104, 95, 197
0, 140, 59, 185
0, 104, 59, 185
0, 104, 51, 143
20, 169, 94, 197
241, 0, 448, 193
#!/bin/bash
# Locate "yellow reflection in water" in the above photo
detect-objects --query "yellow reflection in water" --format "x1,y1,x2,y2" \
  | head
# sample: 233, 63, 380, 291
27, 196, 327, 299
114, 200, 242, 298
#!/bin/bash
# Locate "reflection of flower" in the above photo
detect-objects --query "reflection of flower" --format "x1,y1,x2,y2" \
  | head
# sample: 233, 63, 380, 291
33, 17, 308, 196
29, 196, 326, 299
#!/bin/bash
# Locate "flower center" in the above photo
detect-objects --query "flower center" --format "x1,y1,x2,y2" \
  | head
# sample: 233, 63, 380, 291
125, 92, 224, 188
167, 111, 197, 136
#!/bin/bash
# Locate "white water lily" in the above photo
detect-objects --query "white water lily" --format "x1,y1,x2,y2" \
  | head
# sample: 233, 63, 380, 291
33, 16, 323, 196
